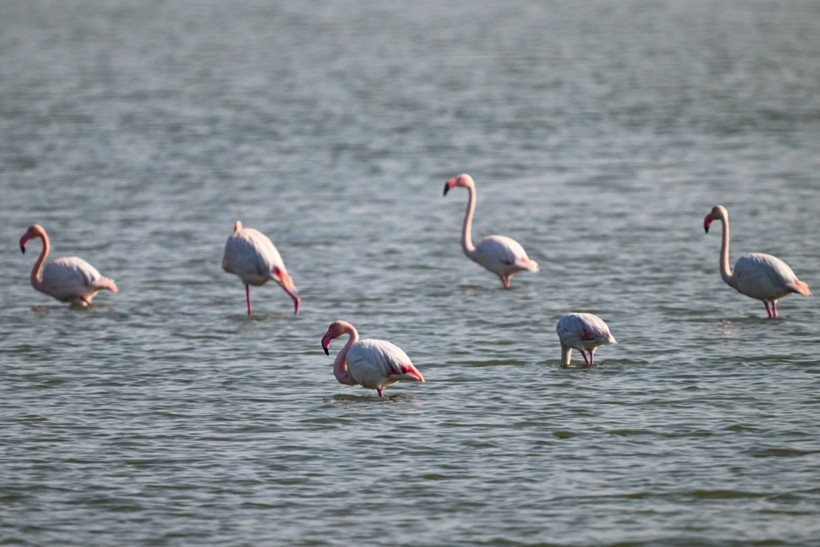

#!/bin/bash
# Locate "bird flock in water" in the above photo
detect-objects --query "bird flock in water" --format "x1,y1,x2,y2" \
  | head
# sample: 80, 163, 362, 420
19, 174, 812, 397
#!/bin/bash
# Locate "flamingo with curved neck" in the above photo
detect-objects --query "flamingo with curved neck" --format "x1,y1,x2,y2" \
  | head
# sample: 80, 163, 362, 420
704, 205, 811, 318
19, 224, 118, 307
321, 320, 425, 397
556, 312, 617, 366
222, 220, 300, 315
443, 173, 538, 288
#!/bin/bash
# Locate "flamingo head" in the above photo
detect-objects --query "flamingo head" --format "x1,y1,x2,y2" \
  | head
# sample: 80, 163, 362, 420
443, 173, 475, 196
321, 320, 350, 355
232, 220, 244, 233
703, 205, 727, 234
19, 224, 45, 254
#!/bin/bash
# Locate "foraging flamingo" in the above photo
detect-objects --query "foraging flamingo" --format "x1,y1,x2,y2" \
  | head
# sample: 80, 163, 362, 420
221, 220, 300, 315
19, 224, 118, 307
443, 173, 539, 288
704, 205, 811, 318
556, 313, 617, 366
321, 320, 425, 397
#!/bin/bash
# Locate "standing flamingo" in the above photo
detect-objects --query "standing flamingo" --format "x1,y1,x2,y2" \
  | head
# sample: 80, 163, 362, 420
443, 173, 539, 288
19, 224, 118, 307
222, 220, 300, 315
321, 320, 425, 397
556, 313, 617, 366
704, 205, 811, 318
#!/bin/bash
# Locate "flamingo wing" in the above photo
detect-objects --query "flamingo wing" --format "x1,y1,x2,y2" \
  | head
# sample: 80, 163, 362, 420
222, 227, 284, 285
733, 253, 802, 301
40, 257, 110, 302
347, 339, 424, 391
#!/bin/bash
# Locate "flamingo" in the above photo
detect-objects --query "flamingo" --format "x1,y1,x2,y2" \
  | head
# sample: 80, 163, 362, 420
19, 224, 118, 307
221, 220, 300, 315
704, 205, 811, 318
556, 313, 617, 366
321, 320, 425, 397
443, 173, 539, 288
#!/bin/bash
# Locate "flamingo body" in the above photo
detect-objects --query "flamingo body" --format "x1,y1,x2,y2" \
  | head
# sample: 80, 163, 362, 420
556, 313, 617, 366
732, 253, 807, 302
444, 173, 538, 288
19, 224, 117, 307
321, 320, 424, 397
222, 220, 300, 315
473, 235, 537, 282
704, 205, 810, 318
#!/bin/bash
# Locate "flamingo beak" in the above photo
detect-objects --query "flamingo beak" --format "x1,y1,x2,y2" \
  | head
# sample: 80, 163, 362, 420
19, 236, 28, 254
704, 216, 713, 233
443, 181, 451, 196
321, 334, 331, 356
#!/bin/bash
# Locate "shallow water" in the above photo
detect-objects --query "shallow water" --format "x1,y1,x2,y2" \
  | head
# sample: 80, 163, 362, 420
1, 1, 819, 545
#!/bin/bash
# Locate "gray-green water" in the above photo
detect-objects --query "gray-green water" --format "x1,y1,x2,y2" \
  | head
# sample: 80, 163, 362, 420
2, 1, 819, 545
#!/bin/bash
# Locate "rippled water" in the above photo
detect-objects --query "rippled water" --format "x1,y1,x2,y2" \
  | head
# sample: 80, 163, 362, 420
2, 1, 819, 545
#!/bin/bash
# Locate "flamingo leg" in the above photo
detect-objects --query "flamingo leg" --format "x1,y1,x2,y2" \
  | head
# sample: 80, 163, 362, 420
764, 301, 773, 318
580, 350, 591, 366
771, 300, 778, 319
245, 284, 252, 315
377, 388, 384, 397
499, 275, 511, 289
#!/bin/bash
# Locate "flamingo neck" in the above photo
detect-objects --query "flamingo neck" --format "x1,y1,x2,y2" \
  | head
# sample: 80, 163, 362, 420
333, 325, 359, 386
717, 214, 735, 287
560, 344, 572, 367
30, 232, 50, 291
460, 183, 477, 256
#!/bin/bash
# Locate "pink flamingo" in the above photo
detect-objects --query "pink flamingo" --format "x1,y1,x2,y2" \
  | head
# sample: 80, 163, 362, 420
443, 173, 539, 288
221, 221, 300, 315
19, 224, 118, 307
321, 320, 425, 397
556, 313, 617, 366
704, 205, 811, 318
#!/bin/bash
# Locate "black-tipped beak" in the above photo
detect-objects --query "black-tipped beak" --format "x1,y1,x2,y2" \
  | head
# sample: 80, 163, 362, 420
703, 216, 714, 234
323, 347, 329, 356
443, 182, 450, 196
19, 241, 26, 254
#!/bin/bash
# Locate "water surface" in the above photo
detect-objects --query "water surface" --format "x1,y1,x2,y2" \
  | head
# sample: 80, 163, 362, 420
1, 1, 819, 545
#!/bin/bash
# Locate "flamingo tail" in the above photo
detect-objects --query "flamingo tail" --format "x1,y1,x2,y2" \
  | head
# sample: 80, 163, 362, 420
520, 258, 539, 272
100, 277, 118, 293
395, 364, 425, 383
790, 279, 812, 297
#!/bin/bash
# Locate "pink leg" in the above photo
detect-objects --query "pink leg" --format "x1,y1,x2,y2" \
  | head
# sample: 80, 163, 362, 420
764, 301, 773, 318
245, 285, 252, 315
771, 300, 778, 319
580, 350, 591, 365
500, 275, 511, 289
377, 388, 384, 397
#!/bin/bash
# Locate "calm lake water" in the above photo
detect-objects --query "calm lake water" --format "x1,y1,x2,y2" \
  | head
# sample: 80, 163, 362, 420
2, 1, 819, 545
